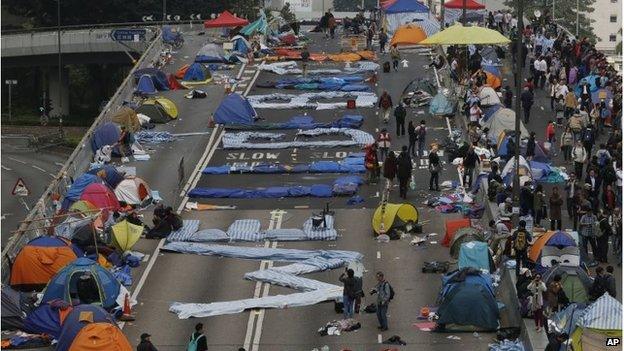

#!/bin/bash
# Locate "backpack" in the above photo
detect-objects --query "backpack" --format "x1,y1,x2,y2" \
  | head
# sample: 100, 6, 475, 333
187, 333, 205, 351
386, 281, 395, 301
514, 230, 528, 252
598, 151, 609, 167
416, 126, 426, 139
583, 129, 593, 143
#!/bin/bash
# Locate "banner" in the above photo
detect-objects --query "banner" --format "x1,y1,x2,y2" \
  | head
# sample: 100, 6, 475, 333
289, 0, 312, 12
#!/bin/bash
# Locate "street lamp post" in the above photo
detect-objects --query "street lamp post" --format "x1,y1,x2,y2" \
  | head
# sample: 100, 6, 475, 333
462, 0, 467, 25
57, 0, 63, 136
5, 80, 18, 122
513, 0, 525, 224
575, 0, 579, 37
440, 0, 445, 28
163, 0, 167, 25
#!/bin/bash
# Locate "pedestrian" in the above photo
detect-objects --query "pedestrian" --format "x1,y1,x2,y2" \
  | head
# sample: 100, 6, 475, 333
512, 220, 532, 276
526, 132, 536, 161
568, 113, 584, 142
365, 144, 380, 184
503, 85, 513, 108
548, 187, 563, 230
407, 121, 417, 157
366, 26, 374, 49
572, 141, 587, 179
578, 209, 598, 267
613, 207, 622, 265
585, 169, 601, 208
560, 126, 574, 162
339, 268, 357, 319
428, 144, 441, 191
469, 101, 482, 125
582, 124, 595, 155
382, 151, 397, 187
534, 184, 547, 227
462, 144, 480, 188
390, 44, 400, 71
378, 91, 393, 124
377, 128, 391, 162
137, 333, 158, 351
520, 86, 534, 124
596, 210, 612, 263
533, 55, 548, 89
545, 275, 564, 316
301, 46, 310, 78
590, 266, 607, 300
546, 121, 556, 155
319, 12, 329, 37
394, 103, 406, 137
328, 13, 336, 39
397, 146, 412, 199
415, 120, 427, 157
372, 271, 391, 331
187, 323, 208, 351
378, 30, 388, 53
603, 184, 616, 212
527, 274, 547, 332
605, 266, 617, 298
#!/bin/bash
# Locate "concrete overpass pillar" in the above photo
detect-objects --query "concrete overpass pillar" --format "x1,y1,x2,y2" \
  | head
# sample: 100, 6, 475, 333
47, 67, 69, 117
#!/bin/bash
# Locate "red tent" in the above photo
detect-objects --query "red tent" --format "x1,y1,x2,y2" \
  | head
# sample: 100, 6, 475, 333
204, 11, 249, 28
167, 74, 186, 90
443, 0, 485, 9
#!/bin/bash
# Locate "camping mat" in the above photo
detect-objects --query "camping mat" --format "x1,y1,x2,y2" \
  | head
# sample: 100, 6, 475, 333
166, 220, 200, 242
226, 219, 262, 241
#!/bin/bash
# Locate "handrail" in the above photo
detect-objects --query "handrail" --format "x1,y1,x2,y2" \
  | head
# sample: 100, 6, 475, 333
2, 20, 205, 35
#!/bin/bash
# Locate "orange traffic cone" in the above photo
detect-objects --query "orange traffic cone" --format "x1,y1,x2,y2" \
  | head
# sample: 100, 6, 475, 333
119, 293, 135, 321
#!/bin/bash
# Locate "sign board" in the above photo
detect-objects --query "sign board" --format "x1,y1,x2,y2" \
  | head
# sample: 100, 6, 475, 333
11, 178, 29, 197
289, 0, 312, 12
110, 29, 147, 42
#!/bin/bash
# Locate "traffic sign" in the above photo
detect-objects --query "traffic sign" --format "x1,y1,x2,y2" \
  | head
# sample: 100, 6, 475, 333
11, 178, 29, 197
111, 29, 147, 42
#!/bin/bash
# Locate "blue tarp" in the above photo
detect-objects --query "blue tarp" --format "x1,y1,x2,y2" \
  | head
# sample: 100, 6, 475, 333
162, 25, 182, 43
429, 93, 455, 115
87, 165, 124, 188
64, 174, 100, 205
202, 157, 366, 175
188, 181, 360, 199
458, 241, 491, 271
385, 0, 429, 13
90, 123, 120, 154
135, 74, 157, 95
233, 37, 249, 55
183, 62, 209, 82
214, 93, 257, 125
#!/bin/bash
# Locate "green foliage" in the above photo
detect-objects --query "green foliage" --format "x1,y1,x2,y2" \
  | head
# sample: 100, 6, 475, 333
280, 3, 296, 23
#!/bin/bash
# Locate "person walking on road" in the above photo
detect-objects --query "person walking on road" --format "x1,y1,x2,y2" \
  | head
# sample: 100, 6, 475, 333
428, 144, 441, 191
378, 91, 393, 124
339, 268, 357, 319
372, 272, 392, 331
383, 151, 397, 187
397, 146, 412, 199
137, 333, 158, 351
188, 323, 208, 351
549, 186, 563, 230
527, 274, 547, 332
415, 120, 427, 157
572, 141, 587, 179
525, 132, 536, 161
300, 46, 310, 78
365, 144, 380, 184
377, 128, 391, 162
390, 44, 400, 71
560, 126, 574, 162
462, 145, 480, 188
378, 30, 388, 53
512, 220, 532, 276
503, 85, 513, 108
520, 86, 534, 124
407, 121, 417, 157
394, 103, 406, 137
579, 209, 598, 267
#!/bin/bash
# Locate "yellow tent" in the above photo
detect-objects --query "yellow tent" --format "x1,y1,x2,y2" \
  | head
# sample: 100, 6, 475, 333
111, 107, 141, 132
419, 23, 511, 45
111, 220, 143, 252
144, 97, 179, 118
372, 203, 418, 235
390, 25, 427, 46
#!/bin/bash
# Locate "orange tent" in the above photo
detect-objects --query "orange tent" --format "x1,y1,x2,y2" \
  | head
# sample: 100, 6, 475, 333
484, 71, 502, 89
390, 25, 427, 46
528, 231, 577, 263
10, 236, 80, 291
442, 218, 471, 247
175, 64, 190, 79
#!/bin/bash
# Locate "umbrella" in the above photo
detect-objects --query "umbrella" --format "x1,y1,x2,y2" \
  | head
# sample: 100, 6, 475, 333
111, 220, 143, 252
419, 23, 511, 45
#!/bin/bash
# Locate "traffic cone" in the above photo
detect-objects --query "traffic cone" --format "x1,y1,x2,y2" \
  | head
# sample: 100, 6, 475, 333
119, 293, 135, 321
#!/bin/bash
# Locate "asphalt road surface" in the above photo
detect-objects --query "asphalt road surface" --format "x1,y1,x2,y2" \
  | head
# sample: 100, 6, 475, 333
121, 30, 511, 351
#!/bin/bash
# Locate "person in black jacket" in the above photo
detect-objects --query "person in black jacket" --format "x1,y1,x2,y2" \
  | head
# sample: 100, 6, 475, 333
428, 144, 441, 191
394, 103, 406, 137
462, 145, 480, 188
407, 121, 417, 157
397, 146, 413, 199
526, 132, 536, 160
339, 268, 357, 318
520, 86, 534, 124
503, 85, 513, 108
137, 333, 158, 351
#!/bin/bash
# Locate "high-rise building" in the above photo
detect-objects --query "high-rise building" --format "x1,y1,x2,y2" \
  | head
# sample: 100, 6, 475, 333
587, 0, 621, 54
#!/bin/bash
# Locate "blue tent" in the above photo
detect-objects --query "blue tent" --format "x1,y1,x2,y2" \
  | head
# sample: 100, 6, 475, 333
458, 241, 491, 271
482, 104, 503, 123
162, 25, 182, 43
133, 68, 169, 91
23, 303, 67, 338
62, 174, 101, 210
135, 74, 157, 95
90, 122, 120, 154
437, 282, 500, 331
429, 93, 455, 115
482, 64, 501, 78
440, 269, 494, 299
240, 12, 268, 36
232, 35, 250, 55
182, 62, 211, 82
55, 305, 118, 351
214, 93, 257, 125
195, 43, 226, 63
546, 231, 576, 247
41, 258, 120, 309
385, 0, 429, 13
87, 165, 124, 188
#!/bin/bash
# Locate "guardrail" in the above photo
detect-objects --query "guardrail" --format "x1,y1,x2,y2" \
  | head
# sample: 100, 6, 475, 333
0, 29, 165, 283
2, 20, 205, 35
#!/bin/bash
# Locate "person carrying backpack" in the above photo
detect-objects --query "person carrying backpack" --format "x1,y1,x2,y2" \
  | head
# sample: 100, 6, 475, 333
512, 220, 532, 276
415, 120, 427, 156
372, 271, 393, 331
188, 323, 207, 351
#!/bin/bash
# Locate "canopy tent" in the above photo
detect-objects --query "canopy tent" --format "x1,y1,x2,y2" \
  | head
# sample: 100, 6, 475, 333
41, 258, 120, 309
214, 93, 257, 125
111, 107, 140, 132
203, 11, 249, 28
132, 68, 169, 91
500, 156, 533, 186
10, 236, 81, 291
86, 165, 125, 188
384, 0, 430, 33
372, 203, 419, 235
478, 86, 501, 106
240, 12, 268, 36
1, 286, 28, 330
543, 265, 593, 303
114, 177, 152, 205
136, 103, 172, 124
458, 241, 492, 271
429, 92, 456, 115
23, 302, 71, 338
437, 282, 499, 331
419, 23, 510, 45
143, 97, 178, 118
80, 183, 120, 221
111, 220, 143, 252
90, 123, 121, 155
444, 0, 485, 9
56, 305, 131, 351
181, 62, 212, 85
385, 0, 429, 13
450, 227, 486, 259
195, 43, 227, 63
571, 294, 622, 351
390, 24, 427, 46
442, 218, 471, 247
528, 230, 577, 263
135, 74, 157, 95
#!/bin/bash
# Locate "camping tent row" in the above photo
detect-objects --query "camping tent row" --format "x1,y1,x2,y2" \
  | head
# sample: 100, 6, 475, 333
133, 67, 188, 95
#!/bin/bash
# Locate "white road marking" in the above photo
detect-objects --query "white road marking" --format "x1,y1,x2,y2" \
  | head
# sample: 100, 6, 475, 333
377, 251, 381, 259
244, 69, 255, 74
1, 165, 12, 171
55, 162, 65, 167
179, 127, 220, 196
243, 240, 271, 349
7, 156, 26, 164
243, 61, 264, 97
32, 165, 47, 173
142, 254, 150, 262
378, 334, 383, 343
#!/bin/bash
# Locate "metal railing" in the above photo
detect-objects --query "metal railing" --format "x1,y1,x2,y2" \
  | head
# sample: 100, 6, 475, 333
0, 29, 165, 283
2, 20, 205, 35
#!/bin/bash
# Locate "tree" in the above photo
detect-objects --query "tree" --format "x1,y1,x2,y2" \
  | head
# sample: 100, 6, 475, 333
280, 2, 296, 23
503, 0, 596, 41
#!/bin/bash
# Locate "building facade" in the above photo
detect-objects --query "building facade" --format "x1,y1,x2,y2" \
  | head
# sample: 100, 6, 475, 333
587, 0, 621, 53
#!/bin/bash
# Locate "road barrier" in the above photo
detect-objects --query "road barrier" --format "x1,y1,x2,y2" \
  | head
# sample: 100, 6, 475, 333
0, 29, 165, 283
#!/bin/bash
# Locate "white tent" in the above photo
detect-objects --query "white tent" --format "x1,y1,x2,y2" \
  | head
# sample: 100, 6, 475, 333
478, 86, 500, 106
500, 156, 533, 184
114, 177, 152, 205
482, 108, 529, 140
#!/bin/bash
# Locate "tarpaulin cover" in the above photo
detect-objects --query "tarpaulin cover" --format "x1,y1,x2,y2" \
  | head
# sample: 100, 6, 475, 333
90, 123, 120, 154
187, 184, 358, 198
384, 0, 429, 13
162, 25, 182, 43
240, 12, 268, 36
258, 61, 379, 75
429, 93, 455, 115
214, 93, 257, 125
222, 128, 374, 149
64, 174, 101, 205
246, 92, 377, 110
135, 74, 157, 95
205, 158, 364, 175
87, 165, 125, 188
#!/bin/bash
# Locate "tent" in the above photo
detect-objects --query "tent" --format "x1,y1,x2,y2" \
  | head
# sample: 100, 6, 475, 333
133, 68, 169, 91
482, 108, 529, 141
62, 173, 102, 209
450, 227, 486, 259
240, 12, 268, 36
500, 156, 533, 186
232, 35, 251, 55
135, 74, 157, 95
114, 177, 152, 205
203, 11, 249, 28
482, 71, 502, 89
571, 294, 622, 351
442, 218, 471, 247
390, 24, 427, 46
23, 302, 72, 338
478, 86, 501, 106
111, 220, 143, 252
144, 97, 178, 118
440, 268, 494, 299
401, 78, 437, 98
90, 123, 121, 154
41, 258, 120, 309
372, 203, 419, 235
86, 164, 125, 188
10, 236, 81, 291
429, 92, 455, 115
548, 302, 587, 336
195, 43, 227, 63
54, 211, 103, 240
482, 64, 501, 78
1, 286, 27, 330
539, 246, 580, 269
443, 0, 485, 9
56, 305, 132, 351
528, 230, 577, 263
136, 103, 172, 124
111, 107, 140, 132
175, 64, 190, 79
167, 73, 186, 90
437, 282, 499, 331
162, 25, 182, 44
214, 93, 258, 125
458, 241, 492, 271
80, 183, 120, 221
543, 265, 593, 303
419, 23, 510, 45
182, 62, 212, 85
384, 0, 430, 33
